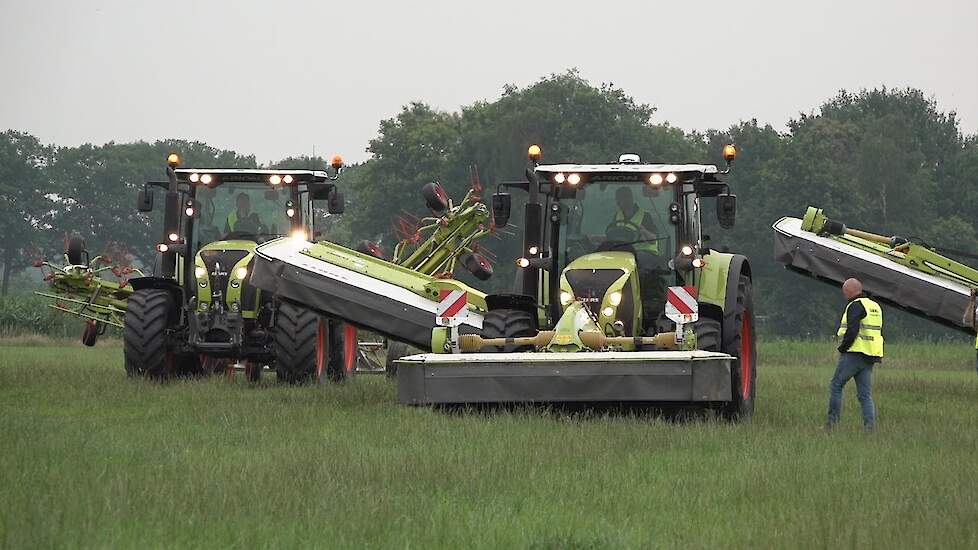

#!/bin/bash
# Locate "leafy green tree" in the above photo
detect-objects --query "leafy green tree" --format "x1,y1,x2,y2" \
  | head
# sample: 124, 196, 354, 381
0, 131, 55, 295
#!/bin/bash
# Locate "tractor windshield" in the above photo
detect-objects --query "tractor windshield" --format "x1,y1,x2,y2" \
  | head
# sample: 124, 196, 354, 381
558, 180, 674, 269
192, 184, 300, 246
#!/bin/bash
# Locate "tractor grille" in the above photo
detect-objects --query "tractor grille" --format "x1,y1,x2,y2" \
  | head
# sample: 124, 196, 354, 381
199, 249, 249, 303
565, 268, 626, 317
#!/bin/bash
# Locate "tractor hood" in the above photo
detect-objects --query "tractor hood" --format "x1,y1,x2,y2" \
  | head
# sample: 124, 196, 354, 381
559, 251, 638, 336
195, 239, 259, 318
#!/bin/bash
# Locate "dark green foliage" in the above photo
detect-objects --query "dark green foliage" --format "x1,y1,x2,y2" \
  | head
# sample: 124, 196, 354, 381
0, 293, 90, 337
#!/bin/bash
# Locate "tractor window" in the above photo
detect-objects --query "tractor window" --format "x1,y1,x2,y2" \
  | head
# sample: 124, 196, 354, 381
558, 181, 674, 269
192, 184, 299, 246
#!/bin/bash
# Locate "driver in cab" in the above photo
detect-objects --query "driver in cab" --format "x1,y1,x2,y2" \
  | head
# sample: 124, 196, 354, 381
609, 187, 658, 255
225, 193, 264, 234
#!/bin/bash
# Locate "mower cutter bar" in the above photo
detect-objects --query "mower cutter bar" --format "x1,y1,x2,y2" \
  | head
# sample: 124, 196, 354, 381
396, 350, 734, 405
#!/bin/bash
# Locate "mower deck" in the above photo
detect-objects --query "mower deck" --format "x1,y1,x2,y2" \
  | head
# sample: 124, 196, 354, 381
396, 350, 734, 405
773, 216, 972, 333
252, 237, 483, 349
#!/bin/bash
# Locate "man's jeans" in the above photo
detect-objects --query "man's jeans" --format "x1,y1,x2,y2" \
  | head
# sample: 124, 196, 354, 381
827, 352, 876, 429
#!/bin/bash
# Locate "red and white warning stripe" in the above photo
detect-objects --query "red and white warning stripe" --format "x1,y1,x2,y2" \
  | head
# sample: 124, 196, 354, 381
666, 286, 697, 314
437, 289, 468, 318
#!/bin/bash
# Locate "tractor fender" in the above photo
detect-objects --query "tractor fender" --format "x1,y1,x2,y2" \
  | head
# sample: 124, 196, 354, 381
721, 254, 752, 317
129, 276, 184, 313
696, 252, 751, 318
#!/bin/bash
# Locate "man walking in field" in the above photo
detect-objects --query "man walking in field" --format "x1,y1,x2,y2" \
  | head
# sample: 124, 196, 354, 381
964, 288, 978, 377
827, 278, 883, 431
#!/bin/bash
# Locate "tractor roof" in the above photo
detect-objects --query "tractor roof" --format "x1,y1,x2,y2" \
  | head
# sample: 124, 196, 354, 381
536, 163, 719, 175
174, 168, 330, 184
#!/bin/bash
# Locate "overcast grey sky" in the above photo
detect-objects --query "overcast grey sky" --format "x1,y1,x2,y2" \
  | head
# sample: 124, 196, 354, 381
1, 0, 976, 164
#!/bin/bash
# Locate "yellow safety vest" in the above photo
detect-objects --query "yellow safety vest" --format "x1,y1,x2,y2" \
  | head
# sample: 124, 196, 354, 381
837, 297, 884, 358
227, 211, 239, 231
613, 209, 659, 254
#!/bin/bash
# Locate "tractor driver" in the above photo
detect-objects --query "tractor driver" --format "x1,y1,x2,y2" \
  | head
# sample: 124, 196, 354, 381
225, 193, 265, 234
608, 186, 659, 255
607, 186, 666, 331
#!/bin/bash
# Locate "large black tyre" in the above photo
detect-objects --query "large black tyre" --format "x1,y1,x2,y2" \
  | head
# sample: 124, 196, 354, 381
274, 303, 348, 384
66, 235, 86, 265
693, 315, 721, 352
720, 275, 757, 420
479, 309, 537, 352
124, 289, 176, 379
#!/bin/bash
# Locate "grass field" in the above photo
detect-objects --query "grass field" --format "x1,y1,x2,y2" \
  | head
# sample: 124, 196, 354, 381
1, 340, 976, 548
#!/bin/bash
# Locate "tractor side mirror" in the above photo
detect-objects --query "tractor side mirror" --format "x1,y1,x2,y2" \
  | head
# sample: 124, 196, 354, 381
137, 188, 154, 212
309, 184, 331, 201
491, 193, 511, 226
328, 189, 345, 214
717, 194, 737, 228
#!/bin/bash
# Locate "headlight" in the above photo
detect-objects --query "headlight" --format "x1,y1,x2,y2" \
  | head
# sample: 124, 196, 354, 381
567, 173, 581, 186
681, 245, 694, 256
665, 172, 678, 184
560, 291, 573, 306
608, 291, 622, 306
649, 174, 664, 185
269, 174, 282, 185
200, 174, 213, 185
554, 173, 566, 184
283, 174, 294, 184
194, 266, 207, 279
291, 229, 308, 242
234, 266, 248, 279
189, 173, 200, 183
602, 306, 615, 317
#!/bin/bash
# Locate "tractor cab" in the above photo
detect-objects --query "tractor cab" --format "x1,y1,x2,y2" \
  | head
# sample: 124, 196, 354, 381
492, 145, 740, 342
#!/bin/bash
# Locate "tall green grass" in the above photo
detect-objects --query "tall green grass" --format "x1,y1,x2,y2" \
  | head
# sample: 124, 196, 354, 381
0, 342, 976, 548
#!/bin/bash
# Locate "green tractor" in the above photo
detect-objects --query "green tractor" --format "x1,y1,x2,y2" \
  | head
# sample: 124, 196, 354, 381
123, 153, 350, 382
398, 144, 756, 418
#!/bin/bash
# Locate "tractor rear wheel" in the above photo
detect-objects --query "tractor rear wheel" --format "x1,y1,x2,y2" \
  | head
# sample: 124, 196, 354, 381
274, 303, 348, 383
720, 275, 756, 420
124, 289, 176, 380
479, 309, 537, 352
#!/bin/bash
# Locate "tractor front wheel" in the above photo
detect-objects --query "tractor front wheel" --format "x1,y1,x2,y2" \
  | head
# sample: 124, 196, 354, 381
123, 289, 176, 380
721, 275, 756, 420
479, 309, 537, 352
274, 303, 349, 383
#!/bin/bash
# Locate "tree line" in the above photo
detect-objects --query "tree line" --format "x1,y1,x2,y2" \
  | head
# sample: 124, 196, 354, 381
2, 71, 976, 337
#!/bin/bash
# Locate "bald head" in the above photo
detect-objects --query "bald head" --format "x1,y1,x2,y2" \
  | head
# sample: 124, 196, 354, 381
842, 278, 863, 300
